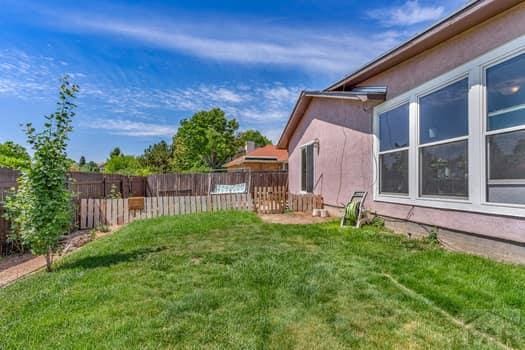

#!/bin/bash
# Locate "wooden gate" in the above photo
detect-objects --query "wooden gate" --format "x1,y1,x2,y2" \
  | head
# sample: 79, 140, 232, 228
288, 193, 323, 212
253, 186, 287, 214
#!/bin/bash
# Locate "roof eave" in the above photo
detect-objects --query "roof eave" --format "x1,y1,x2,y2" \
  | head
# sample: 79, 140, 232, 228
277, 89, 386, 149
326, 0, 524, 91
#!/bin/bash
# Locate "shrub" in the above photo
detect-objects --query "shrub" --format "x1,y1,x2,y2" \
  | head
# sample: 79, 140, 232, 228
5, 76, 78, 272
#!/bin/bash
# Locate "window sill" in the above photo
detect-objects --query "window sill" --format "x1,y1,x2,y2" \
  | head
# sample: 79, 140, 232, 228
374, 195, 525, 218
378, 193, 409, 200
416, 195, 471, 204
482, 201, 525, 210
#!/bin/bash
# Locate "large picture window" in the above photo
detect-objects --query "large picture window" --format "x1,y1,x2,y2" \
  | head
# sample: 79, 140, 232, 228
486, 53, 525, 205
301, 143, 314, 193
419, 78, 469, 198
373, 37, 525, 217
378, 103, 409, 194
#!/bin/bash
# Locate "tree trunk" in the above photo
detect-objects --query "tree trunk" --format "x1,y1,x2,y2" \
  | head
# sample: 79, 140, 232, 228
45, 248, 53, 272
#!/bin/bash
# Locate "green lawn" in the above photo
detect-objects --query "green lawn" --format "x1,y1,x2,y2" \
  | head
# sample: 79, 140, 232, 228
1, 212, 525, 349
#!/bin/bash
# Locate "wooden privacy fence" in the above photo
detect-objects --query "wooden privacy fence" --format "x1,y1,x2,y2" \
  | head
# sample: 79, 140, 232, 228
0, 168, 19, 202
0, 205, 11, 256
70, 172, 146, 199
288, 193, 324, 212
0, 168, 288, 199
79, 194, 254, 229
253, 186, 288, 214
0, 168, 289, 254
147, 171, 288, 197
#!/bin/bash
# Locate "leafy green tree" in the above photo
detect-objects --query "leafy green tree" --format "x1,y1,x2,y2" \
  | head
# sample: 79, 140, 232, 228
85, 161, 100, 173
172, 108, 239, 170
0, 141, 31, 170
236, 129, 272, 149
76, 156, 100, 173
140, 140, 172, 173
5, 77, 78, 272
104, 153, 149, 176
110, 147, 122, 158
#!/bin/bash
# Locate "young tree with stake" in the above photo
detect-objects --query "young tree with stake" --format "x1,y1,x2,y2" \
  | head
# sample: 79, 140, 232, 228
5, 76, 79, 272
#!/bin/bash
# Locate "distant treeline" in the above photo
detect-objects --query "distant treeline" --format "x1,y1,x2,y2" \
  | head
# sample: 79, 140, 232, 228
0, 108, 272, 176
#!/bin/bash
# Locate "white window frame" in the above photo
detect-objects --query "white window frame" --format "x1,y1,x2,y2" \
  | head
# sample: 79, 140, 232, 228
416, 74, 470, 200
376, 100, 410, 197
373, 34, 525, 218
482, 50, 525, 208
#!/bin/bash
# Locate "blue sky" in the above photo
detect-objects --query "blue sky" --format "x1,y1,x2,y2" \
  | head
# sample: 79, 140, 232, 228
0, 0, 465, 162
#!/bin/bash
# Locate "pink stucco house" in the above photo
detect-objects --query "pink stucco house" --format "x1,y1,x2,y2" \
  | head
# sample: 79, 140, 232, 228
278, 0, 525, 262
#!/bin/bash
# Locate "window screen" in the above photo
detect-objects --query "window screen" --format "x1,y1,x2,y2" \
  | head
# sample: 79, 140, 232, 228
419, 78, 468, 144
487, 53, 525, 131
378, 103, 409, 195
379, 103, 409, 152
380, 150, 409, 194
419, 78, 469, 198
420, 140, 468, 198
486, 53, 525, 205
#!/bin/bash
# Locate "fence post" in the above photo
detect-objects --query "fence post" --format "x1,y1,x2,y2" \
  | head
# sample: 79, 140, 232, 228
247, 170, 252, 195
207, 172, 212, 195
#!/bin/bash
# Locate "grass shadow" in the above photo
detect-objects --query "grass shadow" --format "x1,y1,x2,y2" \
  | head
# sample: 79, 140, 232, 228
58, 247, 166, 270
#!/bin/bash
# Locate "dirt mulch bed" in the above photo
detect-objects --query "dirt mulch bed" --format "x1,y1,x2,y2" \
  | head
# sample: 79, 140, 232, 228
258, 212, 337, 225
0, 227, 118, 288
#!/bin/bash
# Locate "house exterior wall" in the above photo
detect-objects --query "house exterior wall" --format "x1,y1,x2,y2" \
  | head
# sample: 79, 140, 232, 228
288, 98, 374, 207
288, 3, 525, 244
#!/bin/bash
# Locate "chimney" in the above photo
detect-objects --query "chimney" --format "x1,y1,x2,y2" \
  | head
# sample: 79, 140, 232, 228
245, 141, 256, 154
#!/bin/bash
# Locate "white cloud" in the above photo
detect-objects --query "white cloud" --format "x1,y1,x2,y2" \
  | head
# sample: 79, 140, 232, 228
368, 1, 444, 27
67, 18, 346, 72
215, 88, 243, 103
81, 118, 178, 137
160, 84, 302, 123
76, 83, 300, 142
0, 49, 86, 100
36, 10, 410, 75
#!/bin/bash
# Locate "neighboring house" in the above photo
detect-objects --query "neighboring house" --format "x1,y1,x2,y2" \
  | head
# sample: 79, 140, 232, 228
225, 144, 288, 172
278, 0, 525, 262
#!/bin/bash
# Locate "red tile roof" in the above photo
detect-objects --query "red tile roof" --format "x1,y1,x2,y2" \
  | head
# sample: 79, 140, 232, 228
224, 145, 288, 167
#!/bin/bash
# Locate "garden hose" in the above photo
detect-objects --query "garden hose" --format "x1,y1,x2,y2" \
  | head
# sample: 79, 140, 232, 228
345, 200, 360, 226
